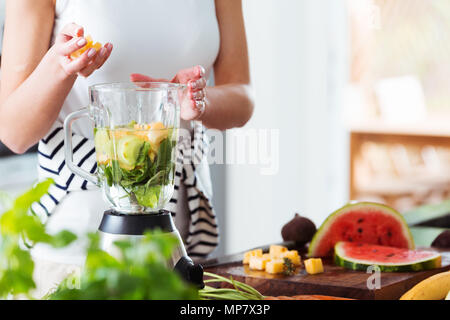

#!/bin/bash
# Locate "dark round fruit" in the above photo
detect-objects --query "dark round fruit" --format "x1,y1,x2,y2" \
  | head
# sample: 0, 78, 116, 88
431, 230, 450, 249
281, 213, 317, 245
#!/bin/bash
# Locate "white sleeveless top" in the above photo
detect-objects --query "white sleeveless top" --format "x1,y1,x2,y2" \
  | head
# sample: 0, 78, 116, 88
32, 0, 220, 263
53, 0, 220, 138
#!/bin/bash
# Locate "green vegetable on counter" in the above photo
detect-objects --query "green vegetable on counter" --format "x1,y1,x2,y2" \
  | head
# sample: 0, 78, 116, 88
199, 272, 264, 300
49, 231, 199, 300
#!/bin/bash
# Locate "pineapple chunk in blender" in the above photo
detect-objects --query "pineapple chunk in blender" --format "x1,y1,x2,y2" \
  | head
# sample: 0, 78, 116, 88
128, 122, 169, 152
147, 122, 169, 151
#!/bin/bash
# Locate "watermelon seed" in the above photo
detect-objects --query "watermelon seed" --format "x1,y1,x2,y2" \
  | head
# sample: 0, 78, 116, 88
357, 218, 364, 223
386, 253, 395, 258
387, 230, 392, 238
372, 250, 378, 253
357, 228, 363, 233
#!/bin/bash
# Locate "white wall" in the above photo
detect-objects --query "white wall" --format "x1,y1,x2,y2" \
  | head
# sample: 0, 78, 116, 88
221, 0, 350, 254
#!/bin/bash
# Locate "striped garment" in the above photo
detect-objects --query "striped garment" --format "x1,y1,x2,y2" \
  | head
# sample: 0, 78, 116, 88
31, 121, 219, 258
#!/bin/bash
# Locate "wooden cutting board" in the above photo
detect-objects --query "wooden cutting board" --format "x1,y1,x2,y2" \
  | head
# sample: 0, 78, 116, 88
204, 249, 450, 300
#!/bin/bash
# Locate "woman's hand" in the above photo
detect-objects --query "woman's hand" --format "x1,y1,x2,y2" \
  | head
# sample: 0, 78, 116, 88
130, 65, 207, 121
53, 23, 113, 78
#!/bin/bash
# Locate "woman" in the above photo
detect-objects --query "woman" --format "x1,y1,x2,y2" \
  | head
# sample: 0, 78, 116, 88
0, 0, 253, 296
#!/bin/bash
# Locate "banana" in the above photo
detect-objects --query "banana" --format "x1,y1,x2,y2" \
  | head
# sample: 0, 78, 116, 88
400, 271, 450, 300
446, 290, 450, 300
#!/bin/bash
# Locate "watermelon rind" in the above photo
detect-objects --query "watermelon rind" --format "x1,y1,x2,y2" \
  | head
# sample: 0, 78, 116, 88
308, 202, 414, 257
334, 242, 442, 272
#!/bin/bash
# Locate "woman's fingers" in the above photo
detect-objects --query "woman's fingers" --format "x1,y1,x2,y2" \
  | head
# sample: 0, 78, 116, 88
78, 43, 113, 77
56, 23, 84, 43
180, 97, 206, 121
130, 73, 170, 88
130, 73, 170, 83
78, 43, 113, 78
191, 88, 206, 101
188, 78, 207, 92
194, 100, 206, 114
54, 23, 113, 78
58, 37, 87, 56
173, 65, 208, 121
60, 48, 98, 76
129, 65, 208, 120
173, 65, 205, 83
95, 43, 113, 69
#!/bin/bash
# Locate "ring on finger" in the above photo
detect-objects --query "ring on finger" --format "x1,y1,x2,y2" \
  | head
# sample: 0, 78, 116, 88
191, 78, 206, 90
195, 100, 206, 114
199, 65, 206, 77
192, 89, 206, 101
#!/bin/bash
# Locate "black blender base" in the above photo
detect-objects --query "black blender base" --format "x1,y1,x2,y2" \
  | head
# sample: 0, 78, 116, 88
175, 257, 205, 289
98, 209, 205, 288
98, 209, 175, 235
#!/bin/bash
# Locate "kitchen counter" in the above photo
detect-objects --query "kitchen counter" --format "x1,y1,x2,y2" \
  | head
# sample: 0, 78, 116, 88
204, 246, 450, 300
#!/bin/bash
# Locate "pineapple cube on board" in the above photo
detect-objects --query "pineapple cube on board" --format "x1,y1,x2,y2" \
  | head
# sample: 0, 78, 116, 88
243, 249, 263, 264
266, 259, 285, 274
281, 250, 301, 266
249, 255, 271, 271
304, 258, 324, 275
269, 245, 288, 259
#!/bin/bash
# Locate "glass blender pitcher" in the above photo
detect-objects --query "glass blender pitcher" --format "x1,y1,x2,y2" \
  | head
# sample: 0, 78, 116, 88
65, 82, 180, 213
63, 82, 204, 287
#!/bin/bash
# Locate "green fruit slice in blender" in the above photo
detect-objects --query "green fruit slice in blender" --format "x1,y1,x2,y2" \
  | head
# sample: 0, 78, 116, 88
94, 128, 113, 164
116, 135, 146, 170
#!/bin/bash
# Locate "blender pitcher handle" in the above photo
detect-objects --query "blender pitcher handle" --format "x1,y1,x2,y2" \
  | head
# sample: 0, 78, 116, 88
63, 108, 99, 186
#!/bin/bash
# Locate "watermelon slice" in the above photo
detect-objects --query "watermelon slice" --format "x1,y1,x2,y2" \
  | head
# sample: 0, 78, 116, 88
308, 202, 414, 257
334, 241, 442, 272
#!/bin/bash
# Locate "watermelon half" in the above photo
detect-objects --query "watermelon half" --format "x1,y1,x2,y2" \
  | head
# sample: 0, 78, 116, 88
335, 242, 442, 272
308, 202, 414, 257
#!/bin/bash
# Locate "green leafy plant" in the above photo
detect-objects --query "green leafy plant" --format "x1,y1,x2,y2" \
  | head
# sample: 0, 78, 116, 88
0, 179, 76, 299
0, 180, 198, 300
0, 180, 263, 301
49, 231, 199, 300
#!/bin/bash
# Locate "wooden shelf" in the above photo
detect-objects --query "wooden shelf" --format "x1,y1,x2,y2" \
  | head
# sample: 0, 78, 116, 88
348, 118, 450, 138
348, 118, 450, 211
